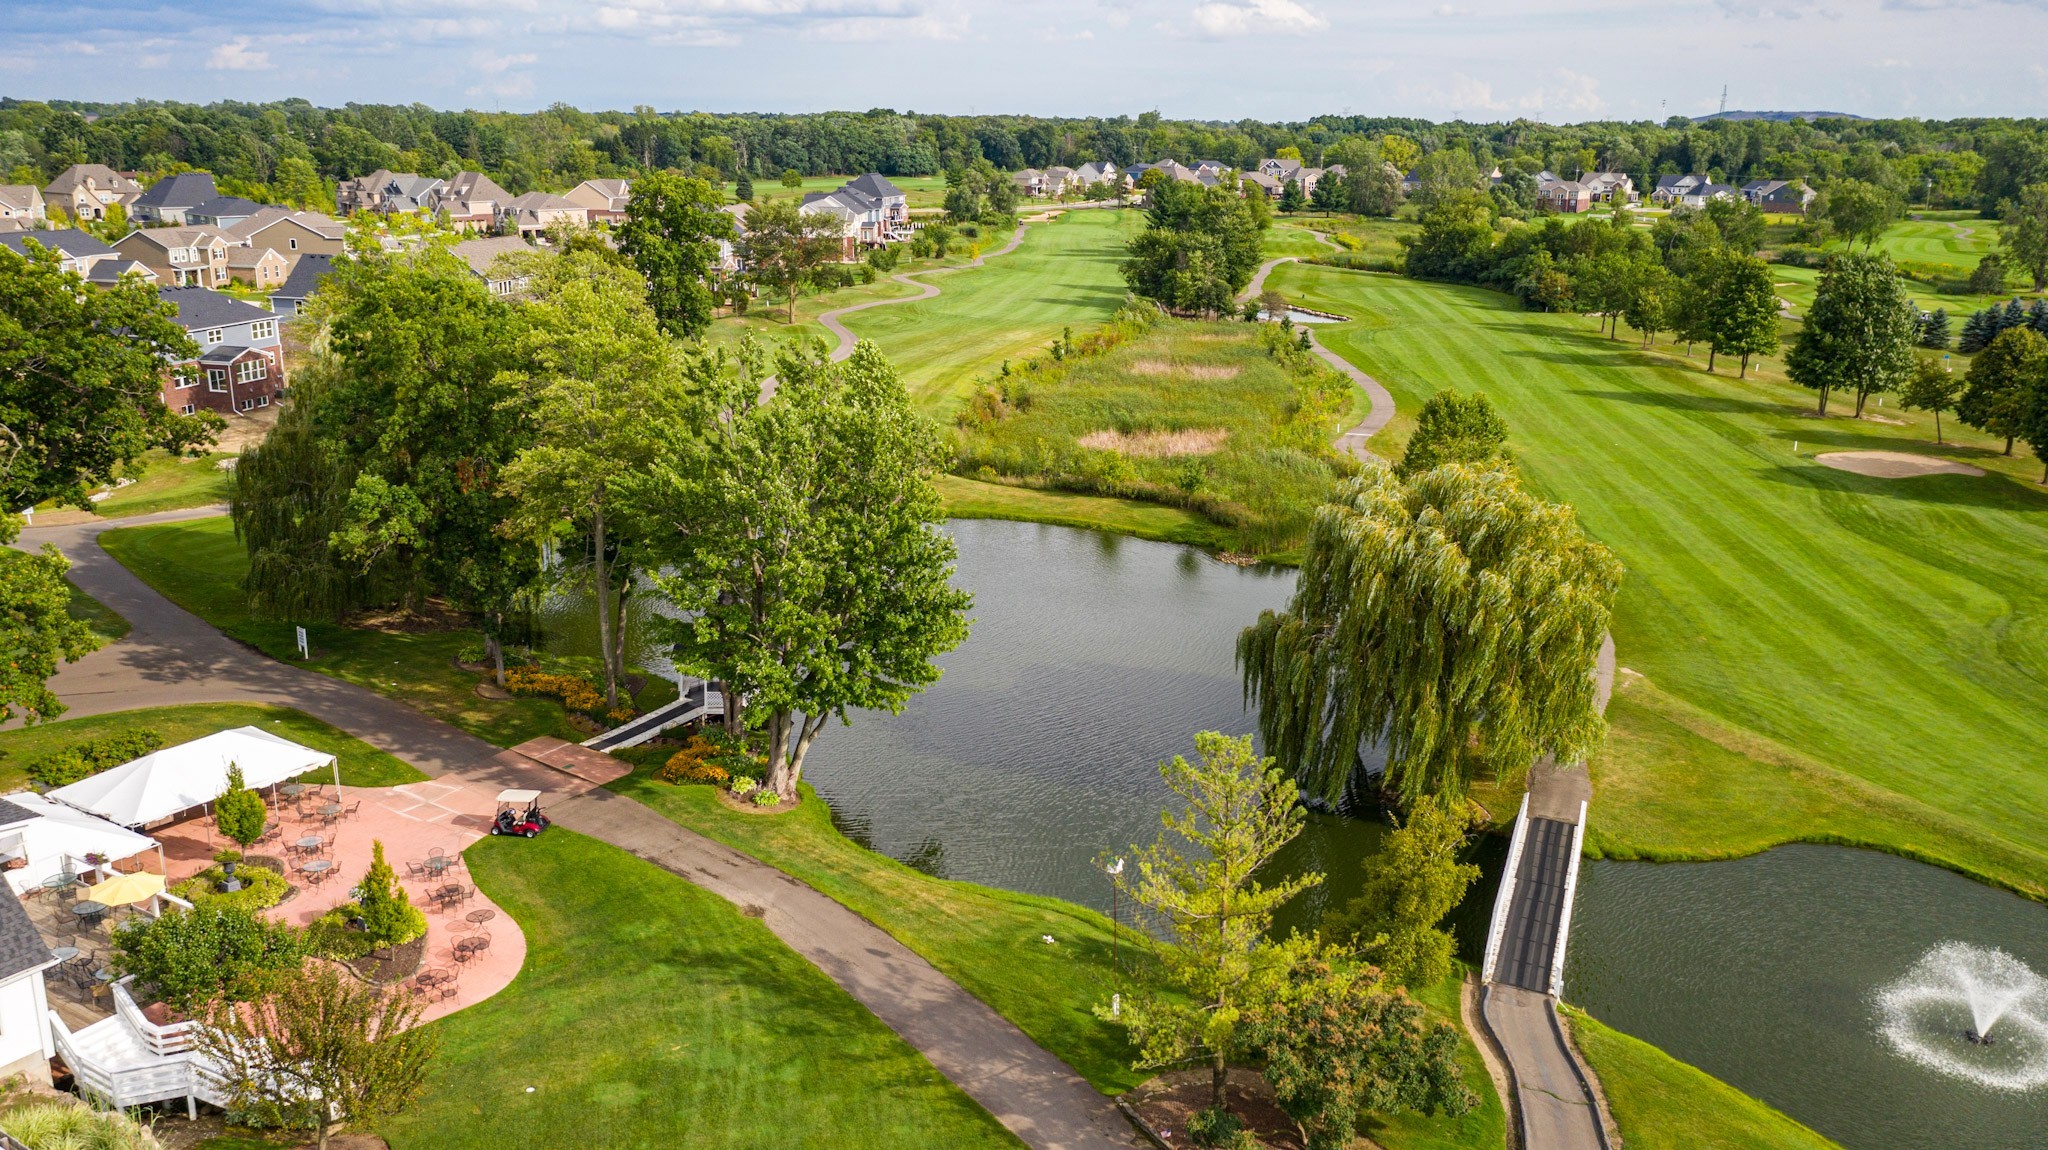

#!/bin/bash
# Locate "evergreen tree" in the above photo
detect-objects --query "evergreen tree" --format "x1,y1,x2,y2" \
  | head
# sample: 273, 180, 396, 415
1958, 328, 2048, 455
1328, 794, 1481, 989
1917, 307, 1952, 349
1959, 307, 1998, 354
735, 169, 754, 202
2001, 298, 2030, 334
357, 841, 425, 949
2029, 299, 2048, 336
1309, 173, 1342, 215
214, 765, 267, 849
1280, 179, 1307, 213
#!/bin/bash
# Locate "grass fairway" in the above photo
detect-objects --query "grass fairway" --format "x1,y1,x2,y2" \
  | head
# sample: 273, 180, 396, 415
607, 771, 1151, 1093
383, 830, 1020, 1150
838, 209, 1146, 413
98, 517, 674, 750
1566, 1009, 1840, 1150
0, 703, 424, 790
1268, 263, 2048, 897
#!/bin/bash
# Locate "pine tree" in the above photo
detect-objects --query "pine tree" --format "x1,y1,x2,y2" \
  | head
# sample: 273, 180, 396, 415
1959, 307, 1997, 354
1280, 179, 1307, 213
735, 169, 755, 202
214, 765, 267, 848
1917, 308, 1952, 350
2000, 298, 2029, 334
357, 840, 425, 949
2028, 299, 2048, 336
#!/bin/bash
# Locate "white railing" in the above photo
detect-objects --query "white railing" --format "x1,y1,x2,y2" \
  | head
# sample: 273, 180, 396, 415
1480, 793, 1532, 986
48, 1010, 196, 1112
1548, 800, 1590, 999
112, 980, 196, 1056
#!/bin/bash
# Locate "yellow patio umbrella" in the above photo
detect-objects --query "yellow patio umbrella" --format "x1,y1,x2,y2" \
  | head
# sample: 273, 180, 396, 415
86, 871, 165, 907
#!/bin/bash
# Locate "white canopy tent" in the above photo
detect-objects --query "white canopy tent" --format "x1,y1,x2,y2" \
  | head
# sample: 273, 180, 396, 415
45, 726, 338, 829
0, 792, 161, 894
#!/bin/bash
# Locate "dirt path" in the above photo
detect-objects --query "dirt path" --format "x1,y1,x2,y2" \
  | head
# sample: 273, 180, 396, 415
18, 507, 1136, 1150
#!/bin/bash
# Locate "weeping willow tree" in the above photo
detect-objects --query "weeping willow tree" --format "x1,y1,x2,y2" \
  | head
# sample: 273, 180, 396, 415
230, 365, 378, 622
1239, 463, 1621, 803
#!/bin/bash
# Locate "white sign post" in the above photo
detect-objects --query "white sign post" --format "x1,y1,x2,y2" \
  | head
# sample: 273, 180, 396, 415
295, 626, 309, 660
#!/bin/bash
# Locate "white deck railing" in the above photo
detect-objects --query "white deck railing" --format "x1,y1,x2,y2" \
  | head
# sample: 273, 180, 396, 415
1480, 793, 1532, 986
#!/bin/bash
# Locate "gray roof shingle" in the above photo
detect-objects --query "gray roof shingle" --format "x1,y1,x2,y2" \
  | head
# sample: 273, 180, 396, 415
134, 172, 219, 211
0, 228, 118, 261
157, 285, 273, 330
273, 253, 337, 302
0, 884, 54, 984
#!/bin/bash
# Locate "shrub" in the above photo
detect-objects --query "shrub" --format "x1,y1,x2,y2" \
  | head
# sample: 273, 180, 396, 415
26, 727, 164, 788
357, 841, 427, 949
1185, 1106, 1254, 1149
113, 903, 305, 1011
751, 790, 782, 807
503, 668, 634, 723
306, 907, 377, 962
0, 1102, 161, 1150
730, 776, 759, 797
215, 763, 268, 848
173, 862, 289, 913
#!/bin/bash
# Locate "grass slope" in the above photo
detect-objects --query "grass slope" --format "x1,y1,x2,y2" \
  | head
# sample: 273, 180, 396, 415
1361, 969, 1509, 1150
936, 474, 1227, 550
0, 703, 424, 790
383, 830, 1021, 1150
1566, 1009, 1840, 1150
838, 209, 1147, 412
1269, 263, 2048, 897
98, 517, 674, 749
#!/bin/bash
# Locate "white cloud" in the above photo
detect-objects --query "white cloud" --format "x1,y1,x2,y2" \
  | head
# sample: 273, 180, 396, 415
803, 11, 967, 39
474, 49, 538, 72
206, 37, 272, 70
1189, 0, 1327, 37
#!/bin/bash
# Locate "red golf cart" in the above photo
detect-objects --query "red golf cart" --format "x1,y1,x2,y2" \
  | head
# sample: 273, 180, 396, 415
490, 789, 551, 838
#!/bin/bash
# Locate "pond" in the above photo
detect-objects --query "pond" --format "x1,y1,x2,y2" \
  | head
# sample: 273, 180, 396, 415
541, 517, 2048, 1149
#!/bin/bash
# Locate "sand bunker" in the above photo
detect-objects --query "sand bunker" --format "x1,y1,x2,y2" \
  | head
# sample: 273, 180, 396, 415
1078, 428, 1229, 457
1129, 360, 1241, 380
1816, 451, 1984, 479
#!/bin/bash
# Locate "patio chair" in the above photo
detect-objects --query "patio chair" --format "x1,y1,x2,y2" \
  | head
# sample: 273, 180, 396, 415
344, 800, 362, 820
426, 846, 446, 861
322, 834, 337, 854
404, 861, 427, 880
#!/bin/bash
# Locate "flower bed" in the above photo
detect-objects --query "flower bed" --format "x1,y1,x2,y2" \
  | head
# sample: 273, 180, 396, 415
503, 668, 637, 725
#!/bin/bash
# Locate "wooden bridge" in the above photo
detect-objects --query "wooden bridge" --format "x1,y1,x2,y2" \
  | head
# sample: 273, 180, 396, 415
581, 677, 725, 753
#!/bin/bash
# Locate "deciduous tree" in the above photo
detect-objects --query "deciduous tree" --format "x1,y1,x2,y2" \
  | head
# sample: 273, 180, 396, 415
1240, 465, 1621, 803
1817, 178, 1901, 249
1706, 254, 1781, 376
1785, 252, 1918, 416
635, 339, 971, 802
1397, 390, 1509, 477
1958, 327, 2048, 455
615, 169, 731, 338
1999, 183, 2048, 291
1099, 732, 1320, 1110
737, 198, 847, 323
1328, 794, 1480, 988
1899, 357, 1965, 444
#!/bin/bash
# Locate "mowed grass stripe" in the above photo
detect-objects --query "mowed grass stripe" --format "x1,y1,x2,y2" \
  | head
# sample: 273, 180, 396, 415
1266, 263, 2048, 893
840, 209, 1146, 414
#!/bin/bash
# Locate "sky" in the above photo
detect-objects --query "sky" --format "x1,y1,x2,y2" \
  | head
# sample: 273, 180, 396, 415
5, 0, 2047, 123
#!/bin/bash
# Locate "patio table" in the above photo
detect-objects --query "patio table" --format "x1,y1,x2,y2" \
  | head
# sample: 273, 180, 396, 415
423, 855, 455, 876
280, 783, 308, 798
49, 946, 78, 963
41, 873, 78, 894
295, 835, 323, 852
465, 908, 495, 926
454, 937, 490, 962
320, 803, 342, 817
93, 968, 115, 983
300, 859, 333, 875
71, 901, 107, 927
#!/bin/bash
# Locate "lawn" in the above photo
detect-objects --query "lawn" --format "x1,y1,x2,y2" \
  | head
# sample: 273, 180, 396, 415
1566, 1009, 1840, 1150
950, 315, 1354, 556
30, 449, 233, 521
1268, 263, 2048, 899
382, 829, 1021, 1150
1360, 969, 1509, 1150
1263, 224, 1335, 258
701, 247, 977, 360
936, 474, 1227, 550
1769, 263, 2029, 325
836, 208, 1147, 413
98, 517, 674, 750
0, 703, 425, 790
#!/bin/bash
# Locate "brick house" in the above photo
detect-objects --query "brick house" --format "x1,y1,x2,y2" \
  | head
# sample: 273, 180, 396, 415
564, 179, 631, 224
156, 287, 286, 415
1537, 178, 1594, 213
434, 172, 513, 231
113, 227, 232, 288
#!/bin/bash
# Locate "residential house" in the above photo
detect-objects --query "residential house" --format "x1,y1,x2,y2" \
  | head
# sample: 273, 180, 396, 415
0, 878, 60, 1084
0, 185, 46, 231
1043, 166, 1077, 195
335, 170, 444, 216
564, 178, 632, 224
1192, 160, 1229, 179
841, 173, 909, 225
187, 195, 268, 230
1537, 178, 1593, 213
226, 246, 288, 289
1741, 179, 1816, 215
113, 227, 232, 288
157, 286, 286, 415
1695, 182, 1741, 206
2, 229, 130, 281
129, 172, 219, 226
717, 204, 749, 274
1012, 169, 1048, 197
42, 164, 143, 221
450, 235, 536, 296
1650, 174, 1735, 208
221, 209, 348, 266
434, 172, 513, 231
1124, 160, 1201, 189
1072, 162, 1120, 188
270, 253, 338, 318
335, 168, 397, 214
1581, 172, 1636, 203
498, 192, 588, 237
1259, 157, 1305, 183
1241, 171, 1284, 200
800, 187, 888, 260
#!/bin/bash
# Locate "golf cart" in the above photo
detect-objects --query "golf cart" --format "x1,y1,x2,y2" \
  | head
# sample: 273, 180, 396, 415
490, 789, 550, 838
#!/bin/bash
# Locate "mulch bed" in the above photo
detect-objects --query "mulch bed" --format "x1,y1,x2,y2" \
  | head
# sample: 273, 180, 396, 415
715, 788, 802, 816
1125, 1068, 1305, 1150
348, 935, 428, 986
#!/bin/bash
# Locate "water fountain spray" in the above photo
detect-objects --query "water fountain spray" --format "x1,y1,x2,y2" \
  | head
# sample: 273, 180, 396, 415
1874, 942, 2048, 1091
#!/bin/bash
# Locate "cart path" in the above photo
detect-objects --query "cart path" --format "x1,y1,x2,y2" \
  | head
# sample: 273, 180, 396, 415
817, 220, 1032, 363
553, 788, 1136, 1150
18, 506, 1135, 1150
1239, 253, 1396, 461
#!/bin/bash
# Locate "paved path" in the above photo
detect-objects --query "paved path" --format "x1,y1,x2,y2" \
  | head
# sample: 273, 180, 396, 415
18, 507, 1133, 1150
553, 788, 1135, 1150
816, 221, 1031, 363
1239, 243, 1396, 462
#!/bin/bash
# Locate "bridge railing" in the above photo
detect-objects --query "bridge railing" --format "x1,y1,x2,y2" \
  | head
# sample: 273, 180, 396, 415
1479, 793, 1531, 987
1548, 799, 1589, 999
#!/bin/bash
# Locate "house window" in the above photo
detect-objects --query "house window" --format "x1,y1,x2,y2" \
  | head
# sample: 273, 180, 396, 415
176, 371, 198, 389
237, 398, 255, 412
207, 369, 228, 392
288, 238, 298, 250
236, 358, 267, 383
205, 328, 223, 345
250, 320, 276, 341
180, 404, 196, 415
257, 394, 270, 408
